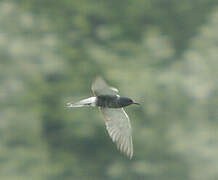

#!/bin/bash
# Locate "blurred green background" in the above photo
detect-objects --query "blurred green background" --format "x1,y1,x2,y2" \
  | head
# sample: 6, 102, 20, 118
1, 0, 218, 179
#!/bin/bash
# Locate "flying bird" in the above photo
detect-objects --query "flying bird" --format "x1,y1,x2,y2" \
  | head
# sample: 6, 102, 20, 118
66, 77, 140, 159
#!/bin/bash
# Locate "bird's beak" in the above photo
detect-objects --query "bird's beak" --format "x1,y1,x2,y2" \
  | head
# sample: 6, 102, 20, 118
133, 102, 140, 105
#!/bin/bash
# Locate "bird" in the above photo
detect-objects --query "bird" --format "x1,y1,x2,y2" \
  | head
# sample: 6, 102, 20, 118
66, 77, 140, 159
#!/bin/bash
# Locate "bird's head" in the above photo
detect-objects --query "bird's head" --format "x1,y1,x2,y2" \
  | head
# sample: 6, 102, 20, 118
119, 97, 140, 107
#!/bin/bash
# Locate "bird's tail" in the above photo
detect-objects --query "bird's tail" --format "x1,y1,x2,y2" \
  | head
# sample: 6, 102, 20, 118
65, 97, 96, 108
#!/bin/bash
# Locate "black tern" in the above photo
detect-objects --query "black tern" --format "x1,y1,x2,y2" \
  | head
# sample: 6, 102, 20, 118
66, 77, 140, 159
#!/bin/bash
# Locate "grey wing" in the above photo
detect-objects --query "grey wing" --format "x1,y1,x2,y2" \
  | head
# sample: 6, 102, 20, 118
92, 76, 119, 96
100, 108, 133, 159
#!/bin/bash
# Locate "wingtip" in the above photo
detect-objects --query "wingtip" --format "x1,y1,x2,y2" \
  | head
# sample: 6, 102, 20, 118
127, 152, 133, 159
93, 76, 106, 85
93, 75, 103, 82
120, 147, 133, 159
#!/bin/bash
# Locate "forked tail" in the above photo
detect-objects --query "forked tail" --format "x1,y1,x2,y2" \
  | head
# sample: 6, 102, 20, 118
65, 97, 96, 108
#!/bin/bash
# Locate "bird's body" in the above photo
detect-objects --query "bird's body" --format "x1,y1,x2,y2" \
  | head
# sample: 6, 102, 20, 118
97, 95, 135, 108
66, 77, 139, 159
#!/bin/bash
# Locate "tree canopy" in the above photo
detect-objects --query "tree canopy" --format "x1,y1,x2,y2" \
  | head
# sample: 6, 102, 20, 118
1, 0, 218, 179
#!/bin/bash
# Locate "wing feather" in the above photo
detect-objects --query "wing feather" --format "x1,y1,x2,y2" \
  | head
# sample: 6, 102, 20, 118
100, 108, 133, 159
92, 77, 118, 96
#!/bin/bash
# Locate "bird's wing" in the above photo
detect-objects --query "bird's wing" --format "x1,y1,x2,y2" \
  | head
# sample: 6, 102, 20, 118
100, 107, 133, 159
92, 76, 119, 96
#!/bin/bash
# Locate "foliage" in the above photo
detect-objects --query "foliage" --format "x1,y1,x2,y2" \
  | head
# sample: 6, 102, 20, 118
1, 0, 218, 179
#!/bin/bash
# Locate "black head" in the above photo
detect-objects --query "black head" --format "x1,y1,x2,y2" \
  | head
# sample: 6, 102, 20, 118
119, 97, 140, 107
